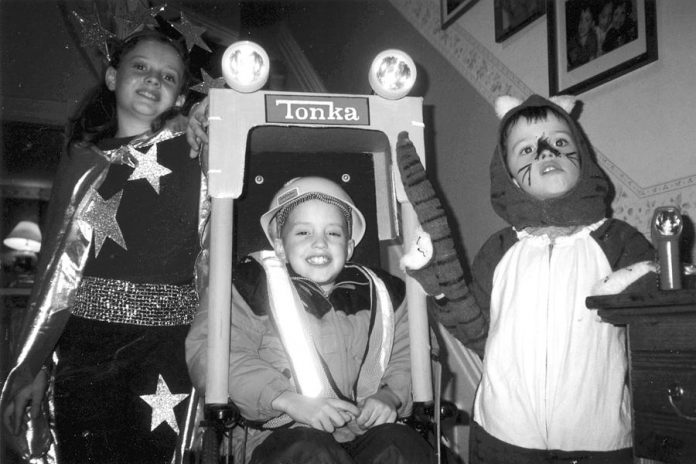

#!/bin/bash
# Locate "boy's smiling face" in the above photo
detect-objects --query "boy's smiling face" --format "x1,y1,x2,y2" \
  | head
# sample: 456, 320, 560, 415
505, 112, 581, 200
274, 199, 354, 292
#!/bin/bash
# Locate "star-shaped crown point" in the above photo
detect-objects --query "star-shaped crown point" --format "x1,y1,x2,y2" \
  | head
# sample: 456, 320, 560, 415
173, 12, 212, 53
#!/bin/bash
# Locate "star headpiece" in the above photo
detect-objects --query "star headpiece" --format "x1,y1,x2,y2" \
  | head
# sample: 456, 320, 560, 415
69, 2, 212, 63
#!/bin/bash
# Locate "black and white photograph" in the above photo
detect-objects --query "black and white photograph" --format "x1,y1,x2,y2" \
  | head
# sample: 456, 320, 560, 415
2, 2, 695, 464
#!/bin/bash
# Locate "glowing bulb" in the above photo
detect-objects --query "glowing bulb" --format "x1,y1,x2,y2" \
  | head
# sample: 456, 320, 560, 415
221, 41, 270, 93
369, 49, 417, 100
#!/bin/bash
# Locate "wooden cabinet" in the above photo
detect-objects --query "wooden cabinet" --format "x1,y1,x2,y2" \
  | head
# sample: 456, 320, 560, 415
587, 290, 696, 464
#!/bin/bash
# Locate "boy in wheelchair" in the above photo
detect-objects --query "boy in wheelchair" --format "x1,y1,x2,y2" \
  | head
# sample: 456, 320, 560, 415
186, 176, 436, 463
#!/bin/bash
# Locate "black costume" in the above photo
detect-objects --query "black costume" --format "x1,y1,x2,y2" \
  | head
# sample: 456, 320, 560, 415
2, 130, 204, 463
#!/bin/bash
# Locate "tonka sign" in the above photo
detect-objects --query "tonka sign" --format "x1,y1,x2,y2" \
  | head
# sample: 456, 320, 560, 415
265, 94, 370, 125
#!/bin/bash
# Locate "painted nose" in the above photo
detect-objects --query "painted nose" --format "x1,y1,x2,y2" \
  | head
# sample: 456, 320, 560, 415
535, 138, 561, 160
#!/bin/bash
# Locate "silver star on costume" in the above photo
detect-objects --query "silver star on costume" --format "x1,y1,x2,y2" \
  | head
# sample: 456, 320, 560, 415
79, 188, 127, 257
127, 144, 171, 193
140, 375, 189, 434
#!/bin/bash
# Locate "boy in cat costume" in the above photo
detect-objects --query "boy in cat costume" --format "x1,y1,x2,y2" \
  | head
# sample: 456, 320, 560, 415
397, 94, 655, 464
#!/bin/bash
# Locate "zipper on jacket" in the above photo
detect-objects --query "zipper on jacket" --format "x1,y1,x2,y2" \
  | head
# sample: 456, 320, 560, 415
544, 241, 554, 443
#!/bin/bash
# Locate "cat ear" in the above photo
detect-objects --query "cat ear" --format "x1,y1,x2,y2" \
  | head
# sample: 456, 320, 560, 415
495, 95, 523, 119
549, 95, 577, 114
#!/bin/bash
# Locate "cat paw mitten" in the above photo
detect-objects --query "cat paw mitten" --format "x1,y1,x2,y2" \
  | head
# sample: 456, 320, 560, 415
591, 261, 657, 296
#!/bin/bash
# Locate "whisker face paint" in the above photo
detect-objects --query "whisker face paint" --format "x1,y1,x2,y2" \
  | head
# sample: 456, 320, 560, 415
504, 113, 582, 200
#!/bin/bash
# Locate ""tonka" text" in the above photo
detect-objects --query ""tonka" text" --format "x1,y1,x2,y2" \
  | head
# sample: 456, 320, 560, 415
274, 99, 361, 121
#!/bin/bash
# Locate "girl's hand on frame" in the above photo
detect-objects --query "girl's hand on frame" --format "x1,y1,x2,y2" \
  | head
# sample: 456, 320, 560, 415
2, 368, 48, 435
187, 97, 210, 161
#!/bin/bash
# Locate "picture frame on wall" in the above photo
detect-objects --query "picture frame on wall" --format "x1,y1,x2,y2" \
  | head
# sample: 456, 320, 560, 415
494, 0, 545, 43
441, 0, 479, 29
547, 0, 657, 95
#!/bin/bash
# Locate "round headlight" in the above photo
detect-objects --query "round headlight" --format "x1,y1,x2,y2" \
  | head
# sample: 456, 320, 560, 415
368, 49, 417, 100
221, 41, 270, 93
653, 206, 683, 237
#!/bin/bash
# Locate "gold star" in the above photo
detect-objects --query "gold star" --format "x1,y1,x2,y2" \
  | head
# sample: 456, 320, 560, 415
79, 188, 127, 257
190, 69, 226, 95
140, 375, 189, 434
127, 144, 171, 194
172, 12, 211, 52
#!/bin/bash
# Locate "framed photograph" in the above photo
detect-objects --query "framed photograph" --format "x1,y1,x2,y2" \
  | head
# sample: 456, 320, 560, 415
495, 0, 545, 43
441, 0, 479, 29
548, 0, 657, 95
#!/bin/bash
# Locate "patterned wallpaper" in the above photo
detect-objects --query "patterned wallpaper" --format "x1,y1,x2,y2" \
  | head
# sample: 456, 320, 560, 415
389, 0, 696, 260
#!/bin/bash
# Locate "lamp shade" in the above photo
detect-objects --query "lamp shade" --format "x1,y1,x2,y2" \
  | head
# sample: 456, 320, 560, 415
4, 220, 42, 253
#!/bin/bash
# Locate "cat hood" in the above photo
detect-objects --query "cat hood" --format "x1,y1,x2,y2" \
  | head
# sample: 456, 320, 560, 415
490, 94, 610, 229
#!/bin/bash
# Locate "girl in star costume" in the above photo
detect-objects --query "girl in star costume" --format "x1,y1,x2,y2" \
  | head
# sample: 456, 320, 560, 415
1, 29, 206, 463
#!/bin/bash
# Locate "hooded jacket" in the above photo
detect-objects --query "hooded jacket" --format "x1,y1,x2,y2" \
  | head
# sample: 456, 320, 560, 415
185, 256, 412, 462
470, 95, 654, 451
